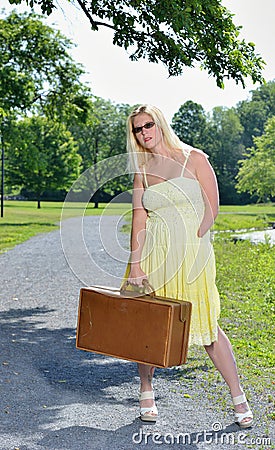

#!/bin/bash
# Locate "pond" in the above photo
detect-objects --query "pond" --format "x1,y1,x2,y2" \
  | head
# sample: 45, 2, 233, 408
231, 228, 275, 245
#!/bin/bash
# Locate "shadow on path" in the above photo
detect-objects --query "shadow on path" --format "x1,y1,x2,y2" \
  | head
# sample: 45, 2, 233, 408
0, 307, 135, 445
0, 307, 244, 450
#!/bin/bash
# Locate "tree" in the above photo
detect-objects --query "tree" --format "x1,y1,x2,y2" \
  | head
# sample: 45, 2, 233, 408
205, 107, 244, 204
172, 102, 246, 203
69, 97, 133, 208
171, 100, 207, 148
0, 11, 89, 119
8, 0, 265, 88
237, 81, 275, 149
0, 10, 90, 214
6, 117, 81, 208
236, 116, 275, 202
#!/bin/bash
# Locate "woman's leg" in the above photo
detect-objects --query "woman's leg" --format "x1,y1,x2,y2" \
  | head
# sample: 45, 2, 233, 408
138, 363, 155, 390
204, 326, 252, 424
138, 363, 156, 415
204, 327, 242, 396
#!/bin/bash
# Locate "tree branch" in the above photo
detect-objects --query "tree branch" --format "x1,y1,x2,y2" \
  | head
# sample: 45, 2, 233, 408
94, 21, 115, 31
74, 0, 115, 31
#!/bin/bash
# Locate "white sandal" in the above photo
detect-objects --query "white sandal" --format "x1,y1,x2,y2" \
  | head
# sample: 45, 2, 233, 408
232, 393, 253, 428
139, 390, 158, 422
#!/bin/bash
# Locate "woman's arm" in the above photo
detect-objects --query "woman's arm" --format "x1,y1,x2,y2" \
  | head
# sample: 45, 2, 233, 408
127, 172, 148, 284
194, 152, 219, 237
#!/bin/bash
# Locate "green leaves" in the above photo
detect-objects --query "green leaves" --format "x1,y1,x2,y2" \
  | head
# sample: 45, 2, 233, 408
236, 117, 275, 201
238, 81, 275, 149
69, 98, 133, 202
171, 100, 245, 204
1, 11, 92, 207
0, 11, 88, 117
6, 117, 81, 207
8, 0, 55, 15
171, 100, 207, 148
172, 81, 275, 204
8, 0, 265, 87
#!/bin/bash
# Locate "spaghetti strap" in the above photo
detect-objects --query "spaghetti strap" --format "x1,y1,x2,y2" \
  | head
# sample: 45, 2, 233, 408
181, 150, 191, 176
142, 165, 148, 188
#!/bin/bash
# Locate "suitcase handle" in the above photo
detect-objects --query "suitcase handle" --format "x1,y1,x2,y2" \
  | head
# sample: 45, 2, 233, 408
120, 279, 155, 297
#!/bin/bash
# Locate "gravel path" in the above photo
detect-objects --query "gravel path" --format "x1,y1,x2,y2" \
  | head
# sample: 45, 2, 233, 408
0, 215, 274, 450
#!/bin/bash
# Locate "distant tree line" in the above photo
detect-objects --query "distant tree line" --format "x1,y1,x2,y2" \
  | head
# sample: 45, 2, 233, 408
1, 11, 274, 207
171, 81, 275, 204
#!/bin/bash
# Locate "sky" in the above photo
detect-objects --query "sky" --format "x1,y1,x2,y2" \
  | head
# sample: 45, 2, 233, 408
2, 0, 275, 121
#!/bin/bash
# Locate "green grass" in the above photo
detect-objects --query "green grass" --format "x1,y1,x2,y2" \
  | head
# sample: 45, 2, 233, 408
220, 202, 275, 217
215, 239, 275, 379
185, 239, 275, 382
214, 203, 275, 231
213, 213, 271, 231
177, 238, 275, 428
219, 203, 275, 214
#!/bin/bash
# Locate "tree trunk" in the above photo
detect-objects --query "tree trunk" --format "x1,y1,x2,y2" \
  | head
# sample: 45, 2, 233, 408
94, 201, 99, 208
37, 193, 41, 209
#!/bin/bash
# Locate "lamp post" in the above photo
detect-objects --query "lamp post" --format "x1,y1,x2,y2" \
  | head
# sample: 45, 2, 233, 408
0, 123, 4, 218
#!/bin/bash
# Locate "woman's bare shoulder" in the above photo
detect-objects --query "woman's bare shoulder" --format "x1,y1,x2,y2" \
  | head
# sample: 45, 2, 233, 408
188, 147, 209, 160
182, 148, 210, 179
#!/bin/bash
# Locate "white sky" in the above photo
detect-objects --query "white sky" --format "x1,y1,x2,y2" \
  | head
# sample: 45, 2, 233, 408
2, 0, 275, 121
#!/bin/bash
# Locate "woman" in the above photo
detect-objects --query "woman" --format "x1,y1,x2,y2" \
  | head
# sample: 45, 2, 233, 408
124, 104, 253, 428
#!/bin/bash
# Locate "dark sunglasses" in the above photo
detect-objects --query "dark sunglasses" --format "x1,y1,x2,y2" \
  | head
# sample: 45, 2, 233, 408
132, 121, 155, 134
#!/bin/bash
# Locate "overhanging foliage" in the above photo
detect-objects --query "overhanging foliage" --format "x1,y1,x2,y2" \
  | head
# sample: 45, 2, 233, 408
8, 0, 265, 88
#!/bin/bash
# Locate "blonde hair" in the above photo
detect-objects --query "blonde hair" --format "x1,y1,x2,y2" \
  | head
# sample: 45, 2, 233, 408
126, 104, 190, 174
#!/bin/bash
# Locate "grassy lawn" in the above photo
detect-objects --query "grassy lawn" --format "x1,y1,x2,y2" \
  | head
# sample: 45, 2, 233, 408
219, 204, 275, 214
177, 237, 275, 436
183, 238, 275, 388
214, 203, 275, 231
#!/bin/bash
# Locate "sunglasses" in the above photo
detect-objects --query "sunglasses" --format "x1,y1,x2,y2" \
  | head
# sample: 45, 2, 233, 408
132, 121, 155, 134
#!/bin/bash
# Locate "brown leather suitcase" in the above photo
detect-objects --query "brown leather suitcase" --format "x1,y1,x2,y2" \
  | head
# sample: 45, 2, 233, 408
76, 285, 192, 368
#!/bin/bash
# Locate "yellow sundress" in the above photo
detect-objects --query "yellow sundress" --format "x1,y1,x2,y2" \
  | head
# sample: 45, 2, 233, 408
126, 150, 220, 346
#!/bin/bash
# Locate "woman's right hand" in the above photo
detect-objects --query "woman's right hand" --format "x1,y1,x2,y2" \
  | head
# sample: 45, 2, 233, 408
127, 265, 148, 287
